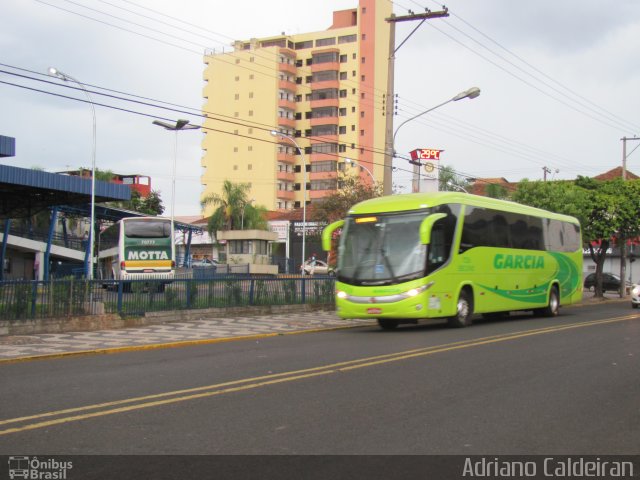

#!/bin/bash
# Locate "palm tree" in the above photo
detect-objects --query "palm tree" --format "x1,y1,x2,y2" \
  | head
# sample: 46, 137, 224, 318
201, 180, 264, 235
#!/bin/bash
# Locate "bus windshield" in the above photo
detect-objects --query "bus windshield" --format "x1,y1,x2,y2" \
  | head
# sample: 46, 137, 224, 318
125, 221, 171, 238
338, 210, 430, 286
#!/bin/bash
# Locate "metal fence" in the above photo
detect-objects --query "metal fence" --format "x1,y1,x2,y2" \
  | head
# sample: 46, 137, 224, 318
0, 275, 336, 321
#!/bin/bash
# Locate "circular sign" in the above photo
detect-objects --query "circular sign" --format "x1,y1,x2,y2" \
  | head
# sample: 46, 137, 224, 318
424, 162, 435, 173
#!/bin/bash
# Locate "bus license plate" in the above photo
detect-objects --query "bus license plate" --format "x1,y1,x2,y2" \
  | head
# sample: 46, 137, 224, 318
143, 269, 154, 273
367, 308, 382, 314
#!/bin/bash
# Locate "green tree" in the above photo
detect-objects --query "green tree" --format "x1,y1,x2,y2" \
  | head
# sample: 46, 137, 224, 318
438, 165, 471, 193
513, 178, 640, 297
312, 173, 383, 225
201, 180, 266, 235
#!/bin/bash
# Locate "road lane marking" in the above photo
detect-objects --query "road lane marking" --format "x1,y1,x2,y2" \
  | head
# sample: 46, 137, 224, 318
1, 313, 637, 436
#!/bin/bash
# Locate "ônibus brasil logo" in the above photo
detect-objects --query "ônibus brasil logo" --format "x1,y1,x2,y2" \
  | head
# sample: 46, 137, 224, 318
8, 456, 73, 479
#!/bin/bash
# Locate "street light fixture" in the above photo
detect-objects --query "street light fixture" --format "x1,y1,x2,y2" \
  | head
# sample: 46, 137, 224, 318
152, 119, 200, 242
270, 130, 307, 271
392, 87, 480, 193
241, 198, 255, 230
48, 67, 97, 280
347, 159, 375, 183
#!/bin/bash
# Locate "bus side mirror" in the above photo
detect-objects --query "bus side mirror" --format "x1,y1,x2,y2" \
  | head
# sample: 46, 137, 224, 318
322, 220, 344, 251
419, 213, 447, 245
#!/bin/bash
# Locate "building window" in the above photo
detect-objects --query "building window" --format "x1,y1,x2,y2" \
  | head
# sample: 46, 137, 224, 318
248, 146, 253, 152
249, 110, 254, 116
362, 33, 367, 40
339, 144, 347, 153
339, 126, 346, 134
352, 107, 356, 113
294, 40, 313, 50
352, 53, 356, 59
361, 57, 366, 64
248, 128, 253, 134
339, 89, 347, 98
316, 37, 336, 47
351, 125, 355, 131
234, 112, 239, 117
234, 165, 238, 170
234, 93, 239, 100
361, 93, 365, 99
234, 147, 238, 152
235, 58, 240, 64
249, 74, 254, 79
360, 130, 365, 136
249, 92, 254, 98
339, 54, 347, 63
338, 34, 357, 44
340, 71, 347, 80
250, 56, 255, 62
234, 129, 239, 135
248, 164, 252, 170
235, 76, 240, 81
339, 108, 346, 116
312, 52, 339, 64
361, 75, 365, 81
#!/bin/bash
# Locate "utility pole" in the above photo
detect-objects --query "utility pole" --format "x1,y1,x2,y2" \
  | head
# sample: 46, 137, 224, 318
619, 135, 640, 297
542, 166, 551, 181
621, 136, 640, 180
383, 8, 449, 195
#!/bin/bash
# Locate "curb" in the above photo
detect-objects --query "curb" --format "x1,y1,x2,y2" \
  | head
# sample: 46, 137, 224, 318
0, 323, 372, 365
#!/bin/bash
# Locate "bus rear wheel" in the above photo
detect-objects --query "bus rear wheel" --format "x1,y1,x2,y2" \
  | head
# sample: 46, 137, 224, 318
377, 319, 399, 330
537, 286, 559, 317
448, 289, 473, 328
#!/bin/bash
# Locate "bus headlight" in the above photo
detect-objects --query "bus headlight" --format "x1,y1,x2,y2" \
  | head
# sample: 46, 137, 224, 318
337, 290, 348, 299
632, 285, 640, 297
405, 283, 433, 298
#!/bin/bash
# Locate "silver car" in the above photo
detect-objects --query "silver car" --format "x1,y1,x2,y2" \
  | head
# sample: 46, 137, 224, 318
632, 284, 640, 308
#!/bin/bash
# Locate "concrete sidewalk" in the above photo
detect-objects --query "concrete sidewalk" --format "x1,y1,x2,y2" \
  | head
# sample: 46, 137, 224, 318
0, 310, 376, 362
0, 292, 628, 363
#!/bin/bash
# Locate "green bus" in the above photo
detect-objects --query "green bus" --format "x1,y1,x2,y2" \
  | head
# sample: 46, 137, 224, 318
322, 192, 582, 330
98, 217, 175, 290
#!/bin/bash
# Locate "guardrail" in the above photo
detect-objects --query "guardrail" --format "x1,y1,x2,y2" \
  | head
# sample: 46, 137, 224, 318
0, 275, 336, 321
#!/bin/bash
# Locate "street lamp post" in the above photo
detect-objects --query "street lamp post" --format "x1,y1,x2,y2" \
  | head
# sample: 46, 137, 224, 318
241, 198, 255, 230
347, 159, 375, 183
392, 87, 480, 193
271, 130, 307, 271
152, 119, 200, 241
48, 67, 97, 280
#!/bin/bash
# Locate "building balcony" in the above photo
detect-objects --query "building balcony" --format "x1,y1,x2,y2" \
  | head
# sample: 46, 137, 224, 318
310, 116, 338, 127
309, 171, 338, 181
309, 98, 339, 109
277, 171, 296, 182
309, 133, 338, 142
311, 79, 340, 91
277, 117, 296, 128
311, 61, 339, 73
277, 152, 296, 163
310, 152, 338, 162
309, 189, 335, 200
277, 190, 296, 200
278, 98, 296, 110
278, 62, 298, 75
278, 79, 297, 92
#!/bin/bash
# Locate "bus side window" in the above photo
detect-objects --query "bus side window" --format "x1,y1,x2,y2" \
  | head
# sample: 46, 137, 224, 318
428, 214, 456, 271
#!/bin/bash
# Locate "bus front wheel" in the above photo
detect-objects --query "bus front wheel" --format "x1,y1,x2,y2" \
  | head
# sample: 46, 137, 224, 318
377, 319, 399, 330
448, 289, 473, 328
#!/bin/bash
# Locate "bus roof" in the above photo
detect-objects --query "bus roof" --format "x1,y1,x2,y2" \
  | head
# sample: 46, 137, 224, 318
347, 192, 579, 224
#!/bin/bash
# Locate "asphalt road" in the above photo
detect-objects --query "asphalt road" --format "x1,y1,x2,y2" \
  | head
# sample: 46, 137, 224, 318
0, 301, 638, 458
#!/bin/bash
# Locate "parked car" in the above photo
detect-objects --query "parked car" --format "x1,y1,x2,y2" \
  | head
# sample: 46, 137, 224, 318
191, 258, 219, 269
631, 284, 640, 308
583, 272, 629, 292
301, 260, 334, 276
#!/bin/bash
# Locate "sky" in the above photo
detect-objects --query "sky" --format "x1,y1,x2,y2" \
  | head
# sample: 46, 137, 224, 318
2, 0, 640, 215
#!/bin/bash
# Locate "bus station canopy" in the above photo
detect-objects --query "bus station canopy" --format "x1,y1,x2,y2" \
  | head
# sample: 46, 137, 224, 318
0, 164, 131, 219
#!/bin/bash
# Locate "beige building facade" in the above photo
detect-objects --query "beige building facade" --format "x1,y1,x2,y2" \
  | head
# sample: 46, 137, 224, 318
201, 0, 391, 215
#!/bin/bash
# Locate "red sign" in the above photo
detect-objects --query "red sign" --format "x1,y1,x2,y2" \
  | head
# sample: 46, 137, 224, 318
409, 148, 443, 161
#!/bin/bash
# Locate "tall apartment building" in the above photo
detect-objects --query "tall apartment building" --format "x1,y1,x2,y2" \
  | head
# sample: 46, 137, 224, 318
201, 0, 391, 215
